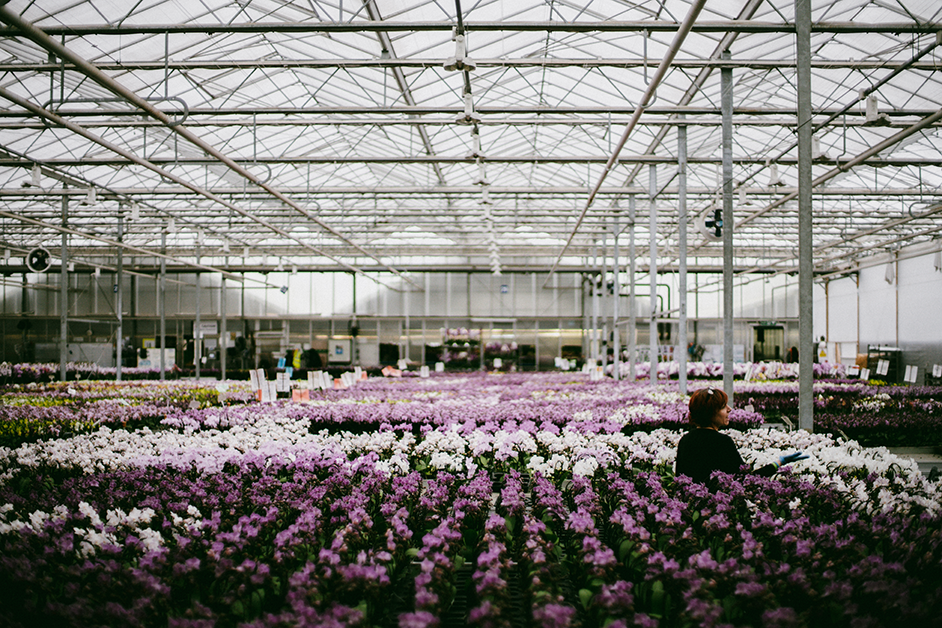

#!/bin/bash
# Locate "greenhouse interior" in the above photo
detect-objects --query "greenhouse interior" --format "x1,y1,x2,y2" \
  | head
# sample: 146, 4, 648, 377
1, 0, 941, 626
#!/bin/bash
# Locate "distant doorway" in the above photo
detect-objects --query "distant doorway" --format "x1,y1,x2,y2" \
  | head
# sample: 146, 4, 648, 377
753, 326, 784, 362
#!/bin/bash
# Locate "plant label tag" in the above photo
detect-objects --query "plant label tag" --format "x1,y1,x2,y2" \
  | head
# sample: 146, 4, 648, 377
848, 365, 860, 377
860, 367, 870, 381
934, 364, 942, 378
249, 369, 260, 391
420, 365, 430, 378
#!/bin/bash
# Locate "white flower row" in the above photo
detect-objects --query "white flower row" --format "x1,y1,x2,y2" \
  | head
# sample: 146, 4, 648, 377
1, 416, 939, 517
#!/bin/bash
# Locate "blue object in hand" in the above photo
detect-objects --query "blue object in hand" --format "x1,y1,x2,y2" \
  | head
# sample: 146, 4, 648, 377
779, 451, 810, 466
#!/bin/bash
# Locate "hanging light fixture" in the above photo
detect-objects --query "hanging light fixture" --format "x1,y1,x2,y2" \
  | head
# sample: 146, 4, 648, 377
81, 187, 97, 206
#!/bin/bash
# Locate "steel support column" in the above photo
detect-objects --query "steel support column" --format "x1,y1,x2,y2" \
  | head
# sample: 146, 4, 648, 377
649, 165, 658, 386
678, 118, 688, 395
116, 215, 123, 382
159, 230, 166, 380
592, 245, 599, 363
721, 51, 735, 402
195, 250, 201, 379
221, 268, 227, 381
59, 195, 68, 382
796, 0, 814, 431
612, 213, 620, 381
628, 196, 636, 381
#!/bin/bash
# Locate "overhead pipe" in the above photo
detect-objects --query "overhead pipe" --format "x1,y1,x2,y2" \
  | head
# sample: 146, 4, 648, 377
9, 183, 941, 198
545, 0, 708, 282
1, 104, 938, 121
3, 20, 936, 36
13, 154, 942, 167
0, 7, 420, 290
2, 57, 937, 72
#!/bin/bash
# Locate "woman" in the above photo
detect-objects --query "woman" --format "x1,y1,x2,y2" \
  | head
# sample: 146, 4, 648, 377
675, 387, 807, 484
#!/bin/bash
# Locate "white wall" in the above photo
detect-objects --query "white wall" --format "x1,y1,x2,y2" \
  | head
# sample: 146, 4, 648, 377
815, 241, 942, 380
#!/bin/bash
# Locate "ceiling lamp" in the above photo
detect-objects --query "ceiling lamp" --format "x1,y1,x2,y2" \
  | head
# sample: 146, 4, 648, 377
444, 33, 476, 72
80, 187, 97, 206
21, 164, 41, 188
456, 92, 481, 125
864, 94, 890, 126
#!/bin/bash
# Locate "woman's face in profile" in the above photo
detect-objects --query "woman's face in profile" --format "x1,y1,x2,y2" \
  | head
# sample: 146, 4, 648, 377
713, 404, 731, 429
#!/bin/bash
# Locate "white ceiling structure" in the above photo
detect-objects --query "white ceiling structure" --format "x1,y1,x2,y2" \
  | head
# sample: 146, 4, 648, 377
0, 0, 940, 284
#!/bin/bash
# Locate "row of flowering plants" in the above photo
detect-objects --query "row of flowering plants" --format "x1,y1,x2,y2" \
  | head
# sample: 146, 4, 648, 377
612, 361, 847, 381
0, 362, 187, 383
0, 380, 252, 448
1, 373, 941, 626
736, 381, 942, 447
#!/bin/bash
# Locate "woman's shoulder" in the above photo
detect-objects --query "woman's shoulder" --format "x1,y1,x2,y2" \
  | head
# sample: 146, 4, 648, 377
679, 428, 735, 443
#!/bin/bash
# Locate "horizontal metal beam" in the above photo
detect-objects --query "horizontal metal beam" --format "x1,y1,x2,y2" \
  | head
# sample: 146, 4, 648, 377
0, 105, 936, 118
4, 186, 941, 198
3, 58, 939, 72
0, 116, 929, 130
1, 20, 937, 36
3, 155, 938, 167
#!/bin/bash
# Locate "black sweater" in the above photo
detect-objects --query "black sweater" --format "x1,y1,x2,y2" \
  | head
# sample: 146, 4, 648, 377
675, 428, 777, 484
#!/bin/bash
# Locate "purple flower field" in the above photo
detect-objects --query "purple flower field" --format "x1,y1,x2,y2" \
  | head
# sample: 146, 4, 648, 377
1, 373, 941, 627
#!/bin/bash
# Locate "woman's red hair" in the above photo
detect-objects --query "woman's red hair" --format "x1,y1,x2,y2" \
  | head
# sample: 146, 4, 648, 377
688, 387, 728, 428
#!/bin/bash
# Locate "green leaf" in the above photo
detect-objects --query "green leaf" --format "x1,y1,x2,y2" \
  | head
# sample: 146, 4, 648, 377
505, 515, 518, 538
579, 588, 594, 609
618, 539, 634, 562
250, 589, 264, 616
406, 547, 419, 559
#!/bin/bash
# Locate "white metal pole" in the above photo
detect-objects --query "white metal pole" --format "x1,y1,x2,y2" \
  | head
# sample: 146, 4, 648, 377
721, 51, 735, 403
678, 117, 688, 395
649, 164, 658, 386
